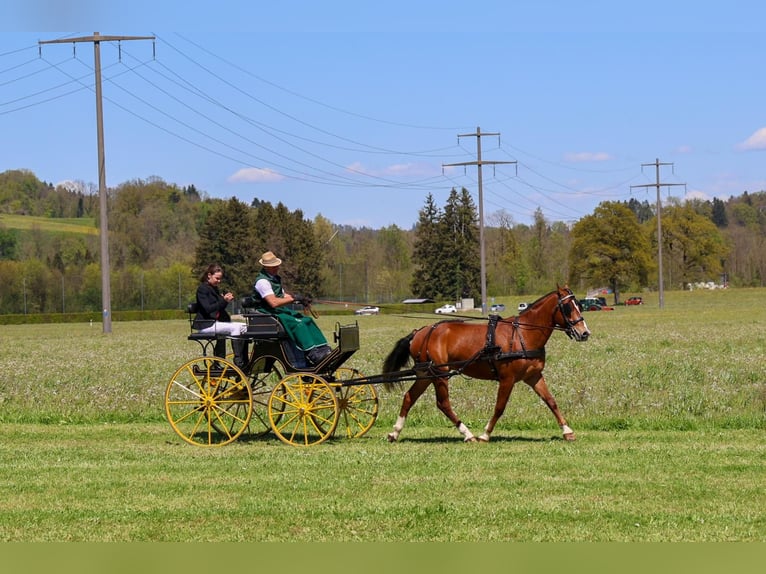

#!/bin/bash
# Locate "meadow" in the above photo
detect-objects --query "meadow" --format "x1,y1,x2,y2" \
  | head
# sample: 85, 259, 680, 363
0, 287, 764, 542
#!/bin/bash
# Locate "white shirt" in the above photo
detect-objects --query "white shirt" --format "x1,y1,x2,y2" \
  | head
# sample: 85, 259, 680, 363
255, 278, 275, 299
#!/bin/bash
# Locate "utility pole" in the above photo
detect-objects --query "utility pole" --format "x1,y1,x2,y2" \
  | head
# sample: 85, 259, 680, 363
443, 127, 516, 315
631, 159, 685, 309
39, 33, 155, 333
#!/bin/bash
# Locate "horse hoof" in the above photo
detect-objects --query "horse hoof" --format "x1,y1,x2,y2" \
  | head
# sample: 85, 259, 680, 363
478, 436, 490, 443
387, 433, 398, 443
563, 433, 576, 441
464, 436, 478, 443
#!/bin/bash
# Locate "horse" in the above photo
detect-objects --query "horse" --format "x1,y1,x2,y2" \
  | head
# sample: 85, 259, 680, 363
381, 285, 590, 443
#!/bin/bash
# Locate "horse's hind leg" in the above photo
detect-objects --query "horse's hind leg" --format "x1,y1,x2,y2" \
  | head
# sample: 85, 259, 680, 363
387, 376, 430, 442
433, 377, 476, 442
528, 374, 575, 441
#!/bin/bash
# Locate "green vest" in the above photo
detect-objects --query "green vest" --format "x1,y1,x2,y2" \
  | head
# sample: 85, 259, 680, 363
252, 270, 282, 311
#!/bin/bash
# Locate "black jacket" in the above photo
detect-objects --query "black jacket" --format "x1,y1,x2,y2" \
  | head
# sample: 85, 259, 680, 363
194, 282, 231, 329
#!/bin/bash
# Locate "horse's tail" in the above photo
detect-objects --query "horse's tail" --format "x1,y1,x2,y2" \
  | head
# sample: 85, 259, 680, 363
381, 331, 416, 392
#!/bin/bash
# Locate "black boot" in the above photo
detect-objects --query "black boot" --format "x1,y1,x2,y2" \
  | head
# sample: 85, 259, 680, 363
231, 339, 249, 370
212, 338, 227, 368
306, 345, 332, 365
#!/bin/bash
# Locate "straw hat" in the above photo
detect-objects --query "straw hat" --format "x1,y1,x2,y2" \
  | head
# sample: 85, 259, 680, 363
259, 251, 282, 267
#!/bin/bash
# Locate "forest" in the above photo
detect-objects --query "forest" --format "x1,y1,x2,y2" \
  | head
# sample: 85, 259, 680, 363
0, 167, 765, 315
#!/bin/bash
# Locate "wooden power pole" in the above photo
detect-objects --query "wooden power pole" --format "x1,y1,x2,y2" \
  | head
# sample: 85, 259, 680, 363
443, 127, 516, 315
631, 158, 685, 309
39, 33, 155, 333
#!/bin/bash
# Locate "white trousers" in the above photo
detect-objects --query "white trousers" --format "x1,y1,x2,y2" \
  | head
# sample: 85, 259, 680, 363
198, 321, 247, 337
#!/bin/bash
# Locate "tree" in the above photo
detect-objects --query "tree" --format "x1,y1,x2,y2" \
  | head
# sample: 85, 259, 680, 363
569, 201, 653, 302
194, 197, 253, 296
0, 227, 18, 260
711, 197, 728, 228
625, 198, 654, 224
438, 187, 480, 299
658, 203, 729, 288
411, 194, 443, 299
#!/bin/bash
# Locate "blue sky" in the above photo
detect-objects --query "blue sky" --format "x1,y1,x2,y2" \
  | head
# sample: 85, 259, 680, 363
2, 1, 765, 229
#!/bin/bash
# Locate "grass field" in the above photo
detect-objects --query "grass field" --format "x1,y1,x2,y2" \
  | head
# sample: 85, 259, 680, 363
0, 287, 764, 541
0, 213, 98, 235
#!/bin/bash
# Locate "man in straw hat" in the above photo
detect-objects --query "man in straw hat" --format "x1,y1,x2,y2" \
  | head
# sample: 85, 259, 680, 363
251, 251, 332, 365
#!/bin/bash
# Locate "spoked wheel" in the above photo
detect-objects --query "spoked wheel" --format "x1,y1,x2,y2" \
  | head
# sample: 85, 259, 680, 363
165, 356, 251, 447
332, 368, 379, 438
246, 357, 285, 437
268, 373, 339, 447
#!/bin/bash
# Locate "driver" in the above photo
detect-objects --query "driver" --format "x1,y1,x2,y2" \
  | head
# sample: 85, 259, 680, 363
251, 251, 332, 365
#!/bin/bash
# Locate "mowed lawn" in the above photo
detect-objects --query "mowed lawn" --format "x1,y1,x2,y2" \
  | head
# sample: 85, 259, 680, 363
0, 287, 764, 541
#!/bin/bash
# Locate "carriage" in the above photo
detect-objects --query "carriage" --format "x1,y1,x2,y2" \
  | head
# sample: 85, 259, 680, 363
165, 285, 591, 448
164, 299, 379, 447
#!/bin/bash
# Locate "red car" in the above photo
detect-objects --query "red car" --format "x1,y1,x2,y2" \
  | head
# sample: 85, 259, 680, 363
625, 297, 643, 306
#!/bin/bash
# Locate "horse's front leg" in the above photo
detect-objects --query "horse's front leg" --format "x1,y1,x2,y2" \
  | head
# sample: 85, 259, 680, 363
528, 374, 575, 441
478, 378, 516, 442
433, 377, 476, 442
387, 376, 431, 442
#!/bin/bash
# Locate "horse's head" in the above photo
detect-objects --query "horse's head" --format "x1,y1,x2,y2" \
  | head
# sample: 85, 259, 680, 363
554, 285, 590, 341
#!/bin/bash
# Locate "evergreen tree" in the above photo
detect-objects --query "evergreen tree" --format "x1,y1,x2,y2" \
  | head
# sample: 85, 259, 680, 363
410, 194, 443, 299
625, 197, 654, 224
442, 187, 480, 299
712, 197, 728, 228
194, 197, 253, 296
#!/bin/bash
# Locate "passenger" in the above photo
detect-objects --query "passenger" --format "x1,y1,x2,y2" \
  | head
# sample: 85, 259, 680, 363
251, 251, 332, 365
194, 263, 249, 368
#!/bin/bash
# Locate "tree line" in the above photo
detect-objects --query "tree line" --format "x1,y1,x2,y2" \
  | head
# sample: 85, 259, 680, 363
1, 168, 765, 315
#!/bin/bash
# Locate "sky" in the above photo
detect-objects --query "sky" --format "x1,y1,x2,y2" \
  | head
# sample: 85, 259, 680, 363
1, 1, 766, 229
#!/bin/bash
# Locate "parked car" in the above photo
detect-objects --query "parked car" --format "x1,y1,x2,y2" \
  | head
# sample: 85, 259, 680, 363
490, 303, 506, 313
580, 298, 615, 311
435, 304, 457, 314
517, 302, 529, 312
354, 305, 380, 315
625, 296, 643, 306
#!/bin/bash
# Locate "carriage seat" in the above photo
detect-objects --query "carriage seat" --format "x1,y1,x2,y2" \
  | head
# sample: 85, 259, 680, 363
186, 302, 224, 341
236, 296, 287, 338
243, 312, 287, 338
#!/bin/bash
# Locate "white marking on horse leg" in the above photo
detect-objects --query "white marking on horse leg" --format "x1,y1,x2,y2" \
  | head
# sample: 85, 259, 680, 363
457, 421, 476, 442
387, 416, 406, 442
560, 424, 575, 440
478, 424, 492, 442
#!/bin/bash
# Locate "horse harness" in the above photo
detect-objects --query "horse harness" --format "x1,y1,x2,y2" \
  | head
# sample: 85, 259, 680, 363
411, 315, 545, 380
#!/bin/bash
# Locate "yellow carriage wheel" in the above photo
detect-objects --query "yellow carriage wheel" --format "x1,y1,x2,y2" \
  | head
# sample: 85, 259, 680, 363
246, 358, 285, 437
268, 373, 339, 447
165, 356, 251, 447
332, 368, 379, 438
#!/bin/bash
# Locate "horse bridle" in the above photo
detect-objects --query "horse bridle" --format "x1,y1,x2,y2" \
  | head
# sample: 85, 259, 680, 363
556, 291, 586, 339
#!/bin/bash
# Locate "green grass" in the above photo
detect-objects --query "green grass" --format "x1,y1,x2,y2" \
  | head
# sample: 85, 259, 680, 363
0, 287, 764, 541
0, 424, 762, 541
0, 213, 98, 235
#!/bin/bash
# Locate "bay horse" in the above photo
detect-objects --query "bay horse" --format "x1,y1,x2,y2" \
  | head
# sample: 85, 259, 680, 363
382, 285, 590, 443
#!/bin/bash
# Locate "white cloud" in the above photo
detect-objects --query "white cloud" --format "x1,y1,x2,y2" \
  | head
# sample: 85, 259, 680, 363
55, 179, 86, 193
684, 189, 710, 201
563, 151, 612, 162
677, 145, 693, 154
228, 168, 283, 183
738, 127, 766, 150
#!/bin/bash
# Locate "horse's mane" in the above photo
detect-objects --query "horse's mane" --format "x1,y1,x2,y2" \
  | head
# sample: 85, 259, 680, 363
518, 290, 557, 315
